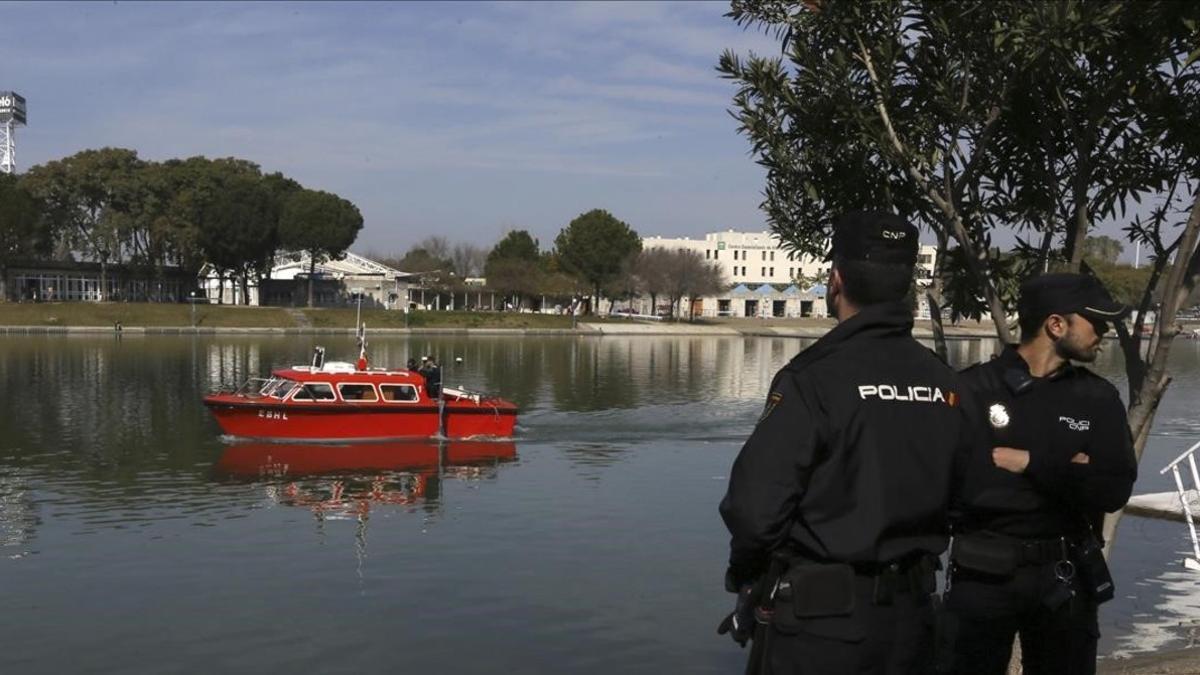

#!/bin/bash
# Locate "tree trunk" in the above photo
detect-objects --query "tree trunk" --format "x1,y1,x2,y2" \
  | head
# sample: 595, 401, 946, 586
217, 273, 225, 305
1103, 189, 1200, 552
241, 272, 250, 306
307, 254, 315, 308
927, 231, 951, 362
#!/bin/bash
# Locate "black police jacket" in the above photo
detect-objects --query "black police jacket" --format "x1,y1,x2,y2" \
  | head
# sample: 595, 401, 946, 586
954, 346, 1137, 540
719, 302, 972, 589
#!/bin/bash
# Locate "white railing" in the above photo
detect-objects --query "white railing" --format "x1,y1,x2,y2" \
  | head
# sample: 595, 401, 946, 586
1160, 439, 1200, 571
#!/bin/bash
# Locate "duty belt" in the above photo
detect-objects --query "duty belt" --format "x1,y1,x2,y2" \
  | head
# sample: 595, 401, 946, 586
1016, 537, 1075, 566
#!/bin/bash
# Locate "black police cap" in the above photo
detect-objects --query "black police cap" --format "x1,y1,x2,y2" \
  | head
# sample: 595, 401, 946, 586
827, 211, 919, 265
1018, 273, 1130, 324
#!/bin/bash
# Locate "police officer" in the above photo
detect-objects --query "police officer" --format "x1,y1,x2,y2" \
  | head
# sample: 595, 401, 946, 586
946, 273, 1138, 675
719, 212, 973, 674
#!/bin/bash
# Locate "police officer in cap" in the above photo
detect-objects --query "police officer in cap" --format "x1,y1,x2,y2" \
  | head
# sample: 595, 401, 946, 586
945, 273, 1138, 674
719, 211, 974, 674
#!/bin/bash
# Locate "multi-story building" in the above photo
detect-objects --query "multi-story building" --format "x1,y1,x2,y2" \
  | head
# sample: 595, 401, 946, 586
640, 229, 937, 319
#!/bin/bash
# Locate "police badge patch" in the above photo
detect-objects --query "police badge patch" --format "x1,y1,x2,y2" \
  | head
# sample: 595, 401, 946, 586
758, 391, 783, 425
988, 403, 1010, 429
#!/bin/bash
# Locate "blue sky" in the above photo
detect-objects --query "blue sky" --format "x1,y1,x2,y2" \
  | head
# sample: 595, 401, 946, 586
2, 1, 783, 255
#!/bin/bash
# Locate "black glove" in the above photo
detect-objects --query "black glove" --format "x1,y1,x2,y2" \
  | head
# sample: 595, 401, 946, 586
716, 584, 756, 647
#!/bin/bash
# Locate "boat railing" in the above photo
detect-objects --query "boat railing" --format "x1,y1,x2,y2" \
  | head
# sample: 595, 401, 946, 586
1160, 439, 1200, 571
233, 377, 275, 398
442, 386, 482, 404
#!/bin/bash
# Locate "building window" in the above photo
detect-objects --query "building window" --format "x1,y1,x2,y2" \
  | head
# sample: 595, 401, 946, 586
770, 267, 774, 276
741, 266, 747, 276
770, 252, 775, 261
733, 250, 739, 261
761, 267, 766, 277
714, 251, 719, 260
761, 251, 766, 261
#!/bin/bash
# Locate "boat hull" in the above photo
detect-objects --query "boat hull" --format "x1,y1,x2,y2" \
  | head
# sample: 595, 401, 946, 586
203, 398, 518, 442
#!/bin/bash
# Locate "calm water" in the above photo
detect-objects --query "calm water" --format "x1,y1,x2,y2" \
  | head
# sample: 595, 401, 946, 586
2, 333, 1198, 673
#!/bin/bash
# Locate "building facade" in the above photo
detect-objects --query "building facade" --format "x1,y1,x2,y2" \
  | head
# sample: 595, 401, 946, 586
2, 260, 195, 303
641, 229, 937, 319
198, 251, 416, 308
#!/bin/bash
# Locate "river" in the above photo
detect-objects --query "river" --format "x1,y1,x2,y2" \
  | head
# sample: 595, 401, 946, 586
1, 333, 1197, 673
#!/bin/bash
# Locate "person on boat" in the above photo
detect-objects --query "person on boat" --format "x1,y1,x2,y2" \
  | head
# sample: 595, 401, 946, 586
424, 357, 442, 399
407, 358, 418, 372
944, 273, 1137, 675
718, 211, 975, 674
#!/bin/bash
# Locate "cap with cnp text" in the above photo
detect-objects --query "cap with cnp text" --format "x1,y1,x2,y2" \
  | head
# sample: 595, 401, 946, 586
828, 211, 919, 265
1018, 273, 1130, 325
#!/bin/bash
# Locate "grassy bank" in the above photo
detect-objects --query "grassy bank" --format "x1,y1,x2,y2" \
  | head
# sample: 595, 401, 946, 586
302, 308, 576, 329
0, 302, 295, 327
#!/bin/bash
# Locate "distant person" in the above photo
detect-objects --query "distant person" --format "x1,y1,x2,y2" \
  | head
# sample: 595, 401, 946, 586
425, 356, 442, 398
945, 273, 1138, 675
407, 358, 418, 372
418, 356, 442, 399
718, 211, 974, 674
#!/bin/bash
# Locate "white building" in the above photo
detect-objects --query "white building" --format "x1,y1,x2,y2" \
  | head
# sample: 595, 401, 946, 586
641, 229, 938, 319
199, 251, 415, 308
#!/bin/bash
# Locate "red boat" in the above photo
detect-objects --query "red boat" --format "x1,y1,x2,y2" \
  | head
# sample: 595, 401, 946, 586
203, 342, 518, 442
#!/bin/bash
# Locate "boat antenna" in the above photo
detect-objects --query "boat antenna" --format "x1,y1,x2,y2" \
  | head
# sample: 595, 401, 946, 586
353, 289, 368, 370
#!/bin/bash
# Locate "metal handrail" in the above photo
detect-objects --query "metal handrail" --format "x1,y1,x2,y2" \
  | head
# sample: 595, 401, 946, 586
1159, 439, 1200, 572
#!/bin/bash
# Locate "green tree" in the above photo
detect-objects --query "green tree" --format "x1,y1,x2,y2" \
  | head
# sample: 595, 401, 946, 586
487, 230, 540, 265
22, 148, 146, 300
278, 190, 364, 308
554, 209, 642, 312
197, 174, 279, 305
486, 230, 542, 308
0, 173, 49, 299
723, 0, 1200, 549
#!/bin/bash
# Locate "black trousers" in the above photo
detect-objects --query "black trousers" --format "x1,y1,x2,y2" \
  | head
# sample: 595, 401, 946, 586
944, 564, 1099, 675
759, 578, 936, 675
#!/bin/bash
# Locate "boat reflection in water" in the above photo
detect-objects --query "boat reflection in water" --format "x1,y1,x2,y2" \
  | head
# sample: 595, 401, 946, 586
214, 440, 517, 521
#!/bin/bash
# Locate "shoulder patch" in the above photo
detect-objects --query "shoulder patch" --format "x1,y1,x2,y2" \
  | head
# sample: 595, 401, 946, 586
757, 391, 784, 425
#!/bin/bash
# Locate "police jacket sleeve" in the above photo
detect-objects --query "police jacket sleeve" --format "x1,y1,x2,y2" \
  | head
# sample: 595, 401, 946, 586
1024, 388, 1137, 513
719, 371, 820, 590
1063, 391, 1137, 513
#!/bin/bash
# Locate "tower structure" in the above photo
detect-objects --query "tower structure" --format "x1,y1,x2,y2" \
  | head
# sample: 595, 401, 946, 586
0, 91, 27, 174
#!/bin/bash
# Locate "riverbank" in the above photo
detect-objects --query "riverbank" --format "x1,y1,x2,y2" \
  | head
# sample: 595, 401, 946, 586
0, 302, 1007, 337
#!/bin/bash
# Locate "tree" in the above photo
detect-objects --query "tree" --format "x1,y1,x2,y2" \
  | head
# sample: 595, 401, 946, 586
0, 173, 49, 299
278, 190, 364, 307
451, 242, 487, 278
197, 174, 279, 305
487, 230, 540, 266
554, 209, 642, 312
22, 148, 146, 300
723, 0, 1200, 551
659, 249, 726, 319
486, 230, 543, 308
1082, 236, 1124, 267
633, 248, 672, 316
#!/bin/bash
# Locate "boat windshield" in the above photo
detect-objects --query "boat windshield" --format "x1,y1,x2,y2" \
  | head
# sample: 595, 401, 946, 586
267, 374, 297, 396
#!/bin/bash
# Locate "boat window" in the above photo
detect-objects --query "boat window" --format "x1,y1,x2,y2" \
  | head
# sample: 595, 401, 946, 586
380, 384, 419, 402
291, 383, 335, 401
269, 380, 297, 399
338, 383, 379, 402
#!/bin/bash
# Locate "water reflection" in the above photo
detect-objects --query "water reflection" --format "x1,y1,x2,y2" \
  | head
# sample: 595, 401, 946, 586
214, 440, 518, 522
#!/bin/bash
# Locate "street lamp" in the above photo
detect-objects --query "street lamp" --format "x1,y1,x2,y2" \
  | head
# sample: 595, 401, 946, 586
189, 291, 197, 328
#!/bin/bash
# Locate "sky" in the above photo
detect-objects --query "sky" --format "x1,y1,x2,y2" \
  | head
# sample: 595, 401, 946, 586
1, 1, 786, 257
